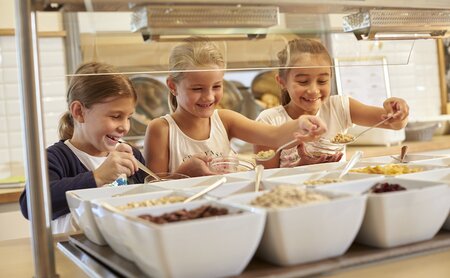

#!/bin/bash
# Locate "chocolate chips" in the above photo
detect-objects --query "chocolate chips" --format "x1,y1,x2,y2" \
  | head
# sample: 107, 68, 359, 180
370, 182, 407, 193
138, 205, 230, 224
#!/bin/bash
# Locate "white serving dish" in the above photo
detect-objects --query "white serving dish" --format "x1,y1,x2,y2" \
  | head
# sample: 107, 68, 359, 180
112, 200, 266, 278
91, 190, 193, 259
223, 189, 367, 266
350, 162, 445, 176
66, 176, 217, 245
263, 170, 384, 189
66, 184, 159, 245
401, 168, 450, 230
360, 154, 446, 164
265, 161, 346, 179
325, 178, 450, 248
223, 167, 282, 181
407, 156, 450, 167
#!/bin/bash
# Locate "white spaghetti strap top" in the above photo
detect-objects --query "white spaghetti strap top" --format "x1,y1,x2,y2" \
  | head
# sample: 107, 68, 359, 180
162, 110, 231, 172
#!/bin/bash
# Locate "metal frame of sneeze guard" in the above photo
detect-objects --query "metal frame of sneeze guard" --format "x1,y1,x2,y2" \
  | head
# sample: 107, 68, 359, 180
343, 8, 450, 40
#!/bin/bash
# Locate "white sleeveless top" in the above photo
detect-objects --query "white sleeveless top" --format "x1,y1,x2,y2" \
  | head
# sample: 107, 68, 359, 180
256, 95, 352, 167
162, 110, 231, 172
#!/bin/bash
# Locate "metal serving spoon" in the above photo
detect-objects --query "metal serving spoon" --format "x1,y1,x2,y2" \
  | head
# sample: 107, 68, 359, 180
255, 138, 299, 162
329, 115, 395, 145
118, 139, 162, 182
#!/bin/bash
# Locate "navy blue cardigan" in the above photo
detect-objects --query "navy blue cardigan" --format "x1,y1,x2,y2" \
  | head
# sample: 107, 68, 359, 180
19, 140, 147, 220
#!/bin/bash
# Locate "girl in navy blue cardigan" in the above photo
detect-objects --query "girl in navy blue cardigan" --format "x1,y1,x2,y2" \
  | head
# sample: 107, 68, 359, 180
19, 62, 212, 233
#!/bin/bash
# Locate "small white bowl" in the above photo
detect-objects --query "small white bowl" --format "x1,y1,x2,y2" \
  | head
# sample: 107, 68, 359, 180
325, 177, 450, 248
223, 189, 367, 266
112, 200, 266, 278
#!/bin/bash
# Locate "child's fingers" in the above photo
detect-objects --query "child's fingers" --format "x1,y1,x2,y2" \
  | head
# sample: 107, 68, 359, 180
115, 141, 133, 153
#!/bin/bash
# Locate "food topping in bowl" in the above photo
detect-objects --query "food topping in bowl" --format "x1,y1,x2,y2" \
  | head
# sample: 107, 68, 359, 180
138, 205, 230, 224
250, 185, 329, 208
350, 164, 423, 175
256, 150, 275, 159
370, 182, 407, 193
331, 133, 355, 143
303, 178, 343, 186
117, 196, 187, 210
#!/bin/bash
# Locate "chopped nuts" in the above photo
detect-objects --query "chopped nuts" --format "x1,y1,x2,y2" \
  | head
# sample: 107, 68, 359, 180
250, 185, 330, 208
117, 196, 187, 211
303, 178, 343, 186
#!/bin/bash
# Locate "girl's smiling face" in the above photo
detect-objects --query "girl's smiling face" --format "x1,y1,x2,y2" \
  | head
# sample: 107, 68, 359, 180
279, 53, 332, 115
171, 67, 224, 118
72, 95, 135, 156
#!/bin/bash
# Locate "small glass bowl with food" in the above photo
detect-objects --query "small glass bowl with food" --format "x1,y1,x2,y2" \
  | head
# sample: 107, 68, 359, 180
144, 172, 190, 183
209, 156, 255, 174
303, 138, 345, 160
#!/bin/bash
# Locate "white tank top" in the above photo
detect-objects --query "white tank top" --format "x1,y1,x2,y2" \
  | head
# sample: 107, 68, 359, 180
162, 110, 231, 172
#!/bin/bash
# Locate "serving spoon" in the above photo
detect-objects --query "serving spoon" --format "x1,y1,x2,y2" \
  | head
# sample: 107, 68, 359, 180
329, 115, 395, 145
183, 177, 227, 203
255, 138, 299, 162
390, 145, 409, 163
118, 139, 162, 182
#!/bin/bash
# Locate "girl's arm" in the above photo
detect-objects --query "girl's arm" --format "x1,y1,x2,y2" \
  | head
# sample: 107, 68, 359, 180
144, 118, 171, 173
219, 109, 326, 149
349, 97, 409, 130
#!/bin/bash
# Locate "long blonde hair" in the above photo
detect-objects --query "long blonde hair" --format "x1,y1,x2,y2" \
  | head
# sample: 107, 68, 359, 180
58, 62, 137, 140
277, 38, 332, 105
167, 37, 225, 112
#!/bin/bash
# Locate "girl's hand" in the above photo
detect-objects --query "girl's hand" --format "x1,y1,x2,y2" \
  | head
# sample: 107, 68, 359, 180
176, 154, 215, 177
293, 115, 327, 142
295, 143, 343, 166
93, 144, 138, 186
382, 97, 409, 127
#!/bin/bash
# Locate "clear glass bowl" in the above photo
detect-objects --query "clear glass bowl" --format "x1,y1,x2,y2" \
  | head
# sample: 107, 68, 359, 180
144, 172, 190, 183
303, 138, 345, 158
209, 156, 255, 174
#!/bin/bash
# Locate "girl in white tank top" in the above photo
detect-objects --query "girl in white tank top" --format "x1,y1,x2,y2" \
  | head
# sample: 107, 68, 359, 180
143, 37, 328, 175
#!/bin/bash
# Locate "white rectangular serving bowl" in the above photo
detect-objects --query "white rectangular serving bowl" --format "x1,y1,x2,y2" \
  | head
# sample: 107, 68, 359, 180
324, 178, 450, 248
350, 162, 445, 176
111, 200, 266, 278
66, 183, 162, 245
360, 154, 446, 164
223, 189, 367, 266
66, 176, 216, 245
407, 156, 450, 167
401, 168, 450, 230
91, 190, 193, 259
263, 170, 384, 189
265, 161, 346, 179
